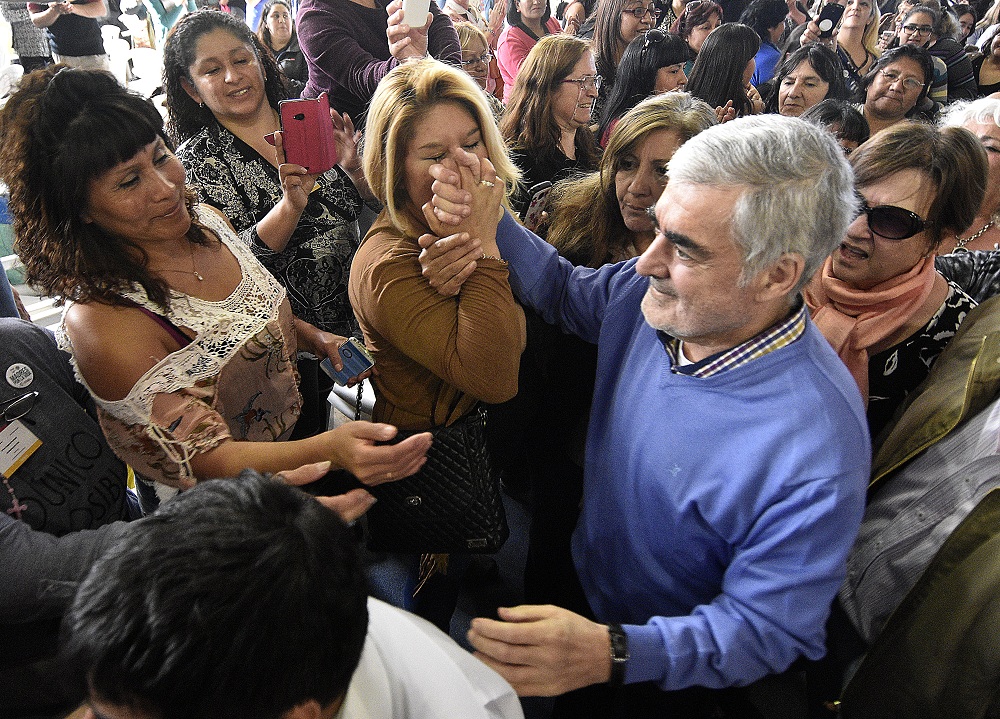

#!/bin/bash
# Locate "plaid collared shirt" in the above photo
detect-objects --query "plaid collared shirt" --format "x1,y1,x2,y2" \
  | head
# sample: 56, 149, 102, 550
660, 299, 808, 378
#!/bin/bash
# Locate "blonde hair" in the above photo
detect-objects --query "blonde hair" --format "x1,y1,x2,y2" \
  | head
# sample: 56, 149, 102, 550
455, 19, 489, 51
364, 59, 520, 238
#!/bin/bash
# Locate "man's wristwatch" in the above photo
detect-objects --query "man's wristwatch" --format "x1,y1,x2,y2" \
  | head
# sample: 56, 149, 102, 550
607, 623, 629, 686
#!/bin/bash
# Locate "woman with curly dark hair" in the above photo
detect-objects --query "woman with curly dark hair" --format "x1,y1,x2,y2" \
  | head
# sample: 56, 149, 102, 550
0, 66, 430, 490
501, 33, 601, 213
164, 10, 375, 436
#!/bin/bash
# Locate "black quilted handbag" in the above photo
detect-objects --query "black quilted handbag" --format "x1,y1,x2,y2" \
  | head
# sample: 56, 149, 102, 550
365, 405, 509, 554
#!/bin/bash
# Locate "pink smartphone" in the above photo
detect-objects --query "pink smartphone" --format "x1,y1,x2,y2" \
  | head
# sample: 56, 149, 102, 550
277, 95, 337, 173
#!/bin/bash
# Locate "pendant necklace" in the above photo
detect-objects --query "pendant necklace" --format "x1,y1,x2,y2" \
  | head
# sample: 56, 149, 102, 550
953, 217, 998, 253
158, 243, 204, 281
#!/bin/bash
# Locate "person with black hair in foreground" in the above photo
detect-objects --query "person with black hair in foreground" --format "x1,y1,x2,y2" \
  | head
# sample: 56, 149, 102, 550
64, 472, 525, 719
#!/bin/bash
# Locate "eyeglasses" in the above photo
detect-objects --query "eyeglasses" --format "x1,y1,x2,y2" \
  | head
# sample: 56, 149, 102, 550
878, 68, 924, 91
900, 23, 933, 35
855, 194, 930, 239
460, 51, 494, 66
623, 4, 660, 20
1, 391, 37, 424
561, 74, 603, 92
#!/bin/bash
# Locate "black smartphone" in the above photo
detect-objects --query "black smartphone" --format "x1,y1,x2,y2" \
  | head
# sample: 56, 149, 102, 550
817, 2, 845, 37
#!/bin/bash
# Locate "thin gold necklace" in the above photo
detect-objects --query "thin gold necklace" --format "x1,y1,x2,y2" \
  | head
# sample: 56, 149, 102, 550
157, 243, 204, 281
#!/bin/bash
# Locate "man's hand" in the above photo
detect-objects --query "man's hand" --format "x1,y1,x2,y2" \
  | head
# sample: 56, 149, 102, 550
467, 605, 613, 697
386, 0, 432, 61
418, 232, 481, 296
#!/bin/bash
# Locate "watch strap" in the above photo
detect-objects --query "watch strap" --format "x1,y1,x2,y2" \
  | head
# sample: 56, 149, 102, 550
607, 623, 629, 686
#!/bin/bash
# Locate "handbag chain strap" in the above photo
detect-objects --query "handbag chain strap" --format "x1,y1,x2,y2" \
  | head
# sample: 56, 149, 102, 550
354, 379, 364, 422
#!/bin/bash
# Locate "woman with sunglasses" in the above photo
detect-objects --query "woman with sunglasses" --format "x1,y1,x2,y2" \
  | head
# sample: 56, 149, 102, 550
496, 0, 562, 103
596, 29, 688, 145
804, 121, 987, 439
501, 34, 601, 213
856, 44, 934, 136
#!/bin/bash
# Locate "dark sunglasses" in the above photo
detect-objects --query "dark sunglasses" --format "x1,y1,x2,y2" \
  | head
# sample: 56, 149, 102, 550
855, 194, 930, 240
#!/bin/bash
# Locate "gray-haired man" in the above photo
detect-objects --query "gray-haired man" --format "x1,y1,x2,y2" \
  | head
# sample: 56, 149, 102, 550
421, 115, 871, 716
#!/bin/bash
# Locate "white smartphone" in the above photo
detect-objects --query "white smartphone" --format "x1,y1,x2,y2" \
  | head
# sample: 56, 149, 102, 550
401, 0, 431, 26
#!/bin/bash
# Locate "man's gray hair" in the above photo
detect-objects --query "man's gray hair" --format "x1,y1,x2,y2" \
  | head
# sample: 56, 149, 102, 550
667, 115, 856, 291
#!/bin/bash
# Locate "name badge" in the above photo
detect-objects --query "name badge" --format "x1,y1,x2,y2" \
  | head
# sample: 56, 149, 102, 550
0, 420, 42, 477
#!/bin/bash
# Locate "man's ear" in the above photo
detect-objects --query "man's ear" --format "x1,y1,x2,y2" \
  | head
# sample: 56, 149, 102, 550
754, 252, 805, 303
180, 76, 201, 105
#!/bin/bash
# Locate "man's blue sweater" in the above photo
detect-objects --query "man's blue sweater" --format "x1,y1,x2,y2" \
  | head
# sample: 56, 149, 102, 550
496, 211, 870, 691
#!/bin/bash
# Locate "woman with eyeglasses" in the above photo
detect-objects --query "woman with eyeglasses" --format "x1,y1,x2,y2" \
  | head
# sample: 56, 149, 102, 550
496, 0, 562, 103
592, 0, 658, 105
685, 22, 763, 117
596, 29, 688, 145
856, 44, 934, 136
803, 121, 987, 439
670, 0, 722, 76
456, 21, 506, 119
891, 5, 978, 104
501, 34, 601, 213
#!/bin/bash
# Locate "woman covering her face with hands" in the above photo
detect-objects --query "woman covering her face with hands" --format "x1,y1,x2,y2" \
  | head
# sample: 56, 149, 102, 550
348, 59, 524, 628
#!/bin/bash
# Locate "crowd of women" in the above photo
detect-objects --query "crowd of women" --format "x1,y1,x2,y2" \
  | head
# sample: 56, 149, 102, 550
6, 0, 1000, 715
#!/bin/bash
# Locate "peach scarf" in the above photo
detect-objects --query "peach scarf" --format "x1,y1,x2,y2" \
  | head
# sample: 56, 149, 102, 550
803, 255, 937, 402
